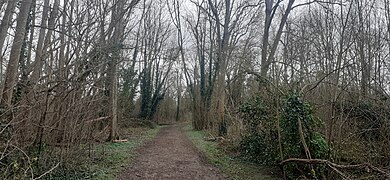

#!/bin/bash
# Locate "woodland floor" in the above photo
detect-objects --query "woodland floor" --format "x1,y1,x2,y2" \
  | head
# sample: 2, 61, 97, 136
117, 124, 226, 180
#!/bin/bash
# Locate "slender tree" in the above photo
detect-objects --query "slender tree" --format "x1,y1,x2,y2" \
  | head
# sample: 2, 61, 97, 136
1, 0, 33, 106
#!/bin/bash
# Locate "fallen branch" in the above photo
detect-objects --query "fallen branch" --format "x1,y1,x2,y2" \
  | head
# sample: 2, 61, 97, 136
112, 139, 128, 143
204, 136, 225, 141
33, 162, 60, 180
279, 158, 390, 179
85, 116, 110, 123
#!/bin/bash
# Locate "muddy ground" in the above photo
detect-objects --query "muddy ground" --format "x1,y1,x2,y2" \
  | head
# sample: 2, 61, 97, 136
117, 124, 225, 180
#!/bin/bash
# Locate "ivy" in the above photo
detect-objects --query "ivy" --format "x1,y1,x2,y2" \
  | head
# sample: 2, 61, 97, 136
238, 95, 278, 165
239, 93, 329, 178
281, 94, 328, 179
239, 96, 269, 134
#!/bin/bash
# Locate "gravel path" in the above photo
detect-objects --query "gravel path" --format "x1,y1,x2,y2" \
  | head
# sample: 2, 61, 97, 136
117, 124, 225, 180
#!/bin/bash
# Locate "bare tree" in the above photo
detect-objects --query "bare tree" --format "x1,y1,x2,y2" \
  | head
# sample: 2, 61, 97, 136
260, 0, 295, 78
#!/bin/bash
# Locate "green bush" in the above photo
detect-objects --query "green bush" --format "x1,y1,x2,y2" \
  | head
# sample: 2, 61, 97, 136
239, 96, 269, 134
238, 95, 278, 165
238, 94, 329, 178
281, 94, 315, 158
239, 133, 277, 165
310, 132, 328, 159
281, 94, 328, 179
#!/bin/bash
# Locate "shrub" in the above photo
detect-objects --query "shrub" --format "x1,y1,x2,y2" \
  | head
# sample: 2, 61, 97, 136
239, 96, 269, 134
281, 94, 328, 178
238, 95, 278, 165
239, 133, 278, 165
238, 94, 329, 178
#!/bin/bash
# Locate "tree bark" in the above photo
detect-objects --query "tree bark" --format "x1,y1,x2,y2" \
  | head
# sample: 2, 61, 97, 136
1, 0, 33, 107
108, 1, 122, 141
0, 0, 17, 81
208, 0, 231, 136
30, 0, 58, 85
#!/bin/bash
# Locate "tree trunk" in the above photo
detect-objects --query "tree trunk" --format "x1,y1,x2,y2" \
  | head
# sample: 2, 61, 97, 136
0, 0, 17, 81
260, 0, 295, 78
260, 0, 273, 78
30, 0, 57, 85
208, 0, 231, 136
1, 0, 33, 107
175, 70, 181, 121
109, 63, 119, 140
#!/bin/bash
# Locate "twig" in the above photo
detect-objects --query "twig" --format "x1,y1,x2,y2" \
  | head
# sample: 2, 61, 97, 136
245, 69, 286, 96
292, 0, 345, 10
326, 163, 351, 180
85, 116, 110, 123
33, 162, 60, 180
9, 144, 34, 179
279, 158, 390, 179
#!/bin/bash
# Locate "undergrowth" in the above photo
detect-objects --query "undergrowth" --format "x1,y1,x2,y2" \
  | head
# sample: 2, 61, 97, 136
184, 124, 280, 180
45, 126, 161, 180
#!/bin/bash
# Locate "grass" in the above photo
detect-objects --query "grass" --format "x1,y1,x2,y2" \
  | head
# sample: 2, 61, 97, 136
47, 126, 161, 180
184, 124, 281, 180
91, 126, 161, 179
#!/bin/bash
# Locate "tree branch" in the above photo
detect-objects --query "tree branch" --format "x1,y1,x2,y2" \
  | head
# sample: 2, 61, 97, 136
280, 158, 390, 179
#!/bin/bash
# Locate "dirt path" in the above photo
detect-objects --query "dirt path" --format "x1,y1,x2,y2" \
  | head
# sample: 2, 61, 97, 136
117, 124, 225, 180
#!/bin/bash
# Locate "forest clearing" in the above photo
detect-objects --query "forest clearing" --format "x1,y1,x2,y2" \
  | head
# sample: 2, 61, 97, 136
1, 0, 390, 179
